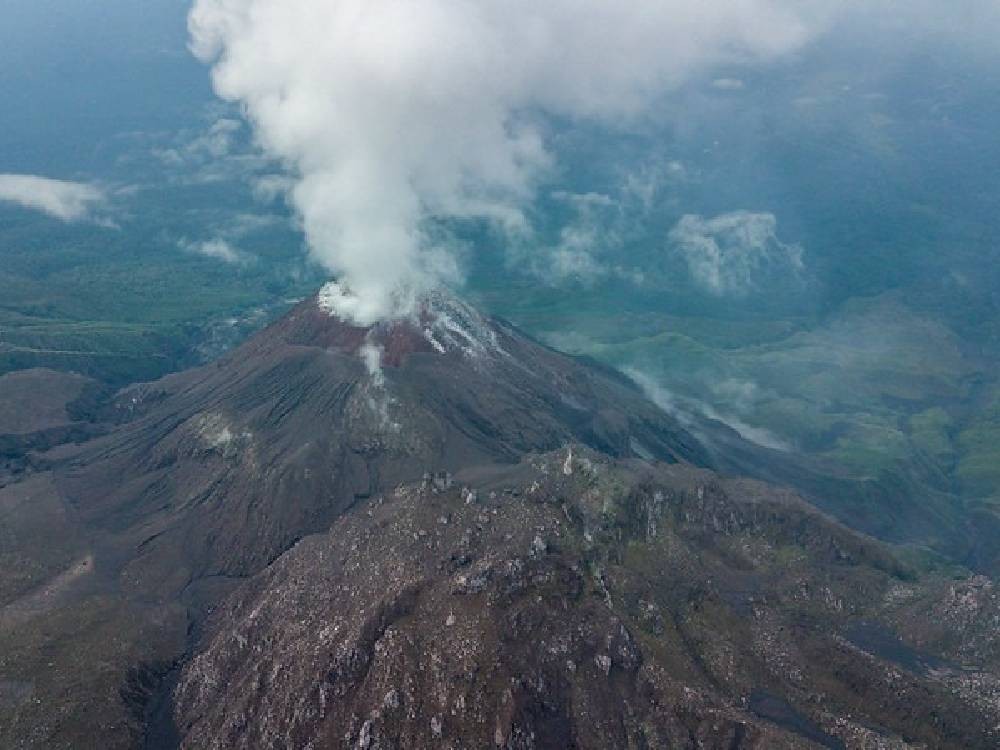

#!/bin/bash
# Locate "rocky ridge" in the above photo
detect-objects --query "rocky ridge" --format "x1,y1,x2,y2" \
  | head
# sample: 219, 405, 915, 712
175, 448, 1000, 750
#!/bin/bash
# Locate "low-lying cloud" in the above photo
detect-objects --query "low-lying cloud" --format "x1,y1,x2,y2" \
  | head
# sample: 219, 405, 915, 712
189, 0, 827, 324
180, 238, 252, 266
626, 367, 792, 452
669, 211, 804, 296
154, 118, 243, 166
0, 174, 106, 222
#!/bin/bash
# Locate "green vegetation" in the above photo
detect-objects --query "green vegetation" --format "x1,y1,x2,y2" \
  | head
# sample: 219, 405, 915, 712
0, 194, 322, 384
957, 389, 1000, 498
468, 266, 1000, 572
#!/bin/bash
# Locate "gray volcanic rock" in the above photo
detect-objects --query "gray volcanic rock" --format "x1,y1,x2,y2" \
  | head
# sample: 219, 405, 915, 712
0, 368, 104, 483
173, 449, 1000, 750
0, 290, 712, 750
52, 291, 707, 597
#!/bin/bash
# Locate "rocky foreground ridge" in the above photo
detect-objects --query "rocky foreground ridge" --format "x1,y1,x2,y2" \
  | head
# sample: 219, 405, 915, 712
174, 448, 1000, 750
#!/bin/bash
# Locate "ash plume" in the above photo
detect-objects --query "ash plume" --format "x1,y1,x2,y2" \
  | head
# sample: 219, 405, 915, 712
189, 0, 824, 323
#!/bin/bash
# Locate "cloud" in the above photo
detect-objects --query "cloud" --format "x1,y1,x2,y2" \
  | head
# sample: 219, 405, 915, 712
626, 367, 791, 451
525, 189, 648, 286
174, 211, 279, 267
144, 113, 280, 187
0, 174, 106, 222
537, 191, 622, 283
668, 211, 804, 296
189, 0, 826, 323
547, 236, 614, 284
252, 174, 296, 204
617, 160, 687, 213
153, 117, 243, 166
180, 238, 252, 265
225, 212, 282, 238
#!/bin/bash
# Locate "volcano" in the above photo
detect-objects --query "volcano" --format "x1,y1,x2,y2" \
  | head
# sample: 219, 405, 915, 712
55, 289, 709, 595
1, 290, 998, 749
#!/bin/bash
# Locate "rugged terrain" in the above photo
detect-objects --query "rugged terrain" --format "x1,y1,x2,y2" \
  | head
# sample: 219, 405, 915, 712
1, 289, 998, 748
0, 290, 704, 748
55, 290, 707, 595
174, 449, 1000, 750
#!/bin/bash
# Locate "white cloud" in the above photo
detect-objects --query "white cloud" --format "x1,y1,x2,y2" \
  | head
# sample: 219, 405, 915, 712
543, 190, 620, 283
668, 211, 804, 296
547, 235, 612, 283
525, 187, 648, 286
0, 174, 106, 222
180, 238, 252, 265
189, 0, 827, 323
153, 117, 243, 166
252, 174, 295, 204
626, 367, 791, 451
147, 115, 278, 187
618, 160, 686, 213
173, 211, 277, 268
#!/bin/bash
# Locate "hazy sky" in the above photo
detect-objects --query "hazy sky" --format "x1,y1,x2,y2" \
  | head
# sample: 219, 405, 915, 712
0, 0, 208, 174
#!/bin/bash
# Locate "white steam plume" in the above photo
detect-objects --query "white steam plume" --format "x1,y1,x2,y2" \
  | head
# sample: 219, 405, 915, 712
189, 0, 824, 324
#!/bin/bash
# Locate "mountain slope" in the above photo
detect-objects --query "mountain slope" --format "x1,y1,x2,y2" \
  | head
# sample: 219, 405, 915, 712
54, 290, 707, 595
174, 448, 1000, 749
0, 290, 706, 748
